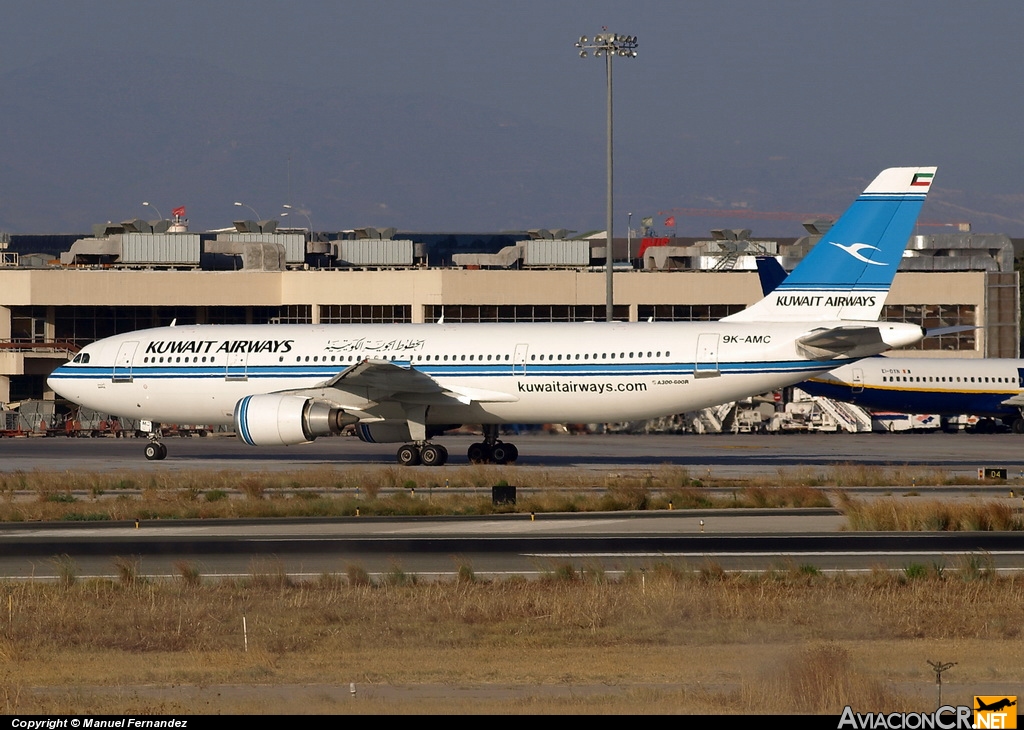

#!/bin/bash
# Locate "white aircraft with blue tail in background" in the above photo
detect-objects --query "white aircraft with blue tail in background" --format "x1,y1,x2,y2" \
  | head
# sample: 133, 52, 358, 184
48, 167, 935, 464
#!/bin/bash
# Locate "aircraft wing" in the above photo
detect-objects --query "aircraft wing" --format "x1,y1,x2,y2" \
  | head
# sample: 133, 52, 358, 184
323, 358, 445, 393
282, 358, 518, 411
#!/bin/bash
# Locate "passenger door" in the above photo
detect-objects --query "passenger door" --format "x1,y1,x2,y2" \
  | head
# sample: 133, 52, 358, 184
112, 341, 138, 383
695, 333, 720, 379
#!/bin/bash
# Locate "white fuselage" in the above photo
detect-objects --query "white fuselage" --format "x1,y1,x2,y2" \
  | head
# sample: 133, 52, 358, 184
46, 320, 916, 427
803, 356, 1024, 419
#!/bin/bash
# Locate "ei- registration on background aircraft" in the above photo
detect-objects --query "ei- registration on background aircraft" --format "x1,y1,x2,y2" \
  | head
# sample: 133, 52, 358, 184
48, 167, 936, 465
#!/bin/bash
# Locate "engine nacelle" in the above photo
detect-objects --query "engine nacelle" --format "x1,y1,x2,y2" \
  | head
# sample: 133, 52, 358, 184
355, 421, 457, 444
233, 394, 356, 446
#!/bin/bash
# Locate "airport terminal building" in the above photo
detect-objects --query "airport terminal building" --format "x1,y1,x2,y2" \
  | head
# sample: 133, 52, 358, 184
0, 222, 1018, 407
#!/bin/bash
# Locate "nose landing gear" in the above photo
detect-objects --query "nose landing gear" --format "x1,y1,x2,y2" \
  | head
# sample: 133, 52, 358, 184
142, 421, 167, 460
144, 439, 167, 460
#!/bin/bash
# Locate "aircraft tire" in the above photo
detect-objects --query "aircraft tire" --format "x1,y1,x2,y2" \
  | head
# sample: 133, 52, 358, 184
505, 443, 519, 463
144, 442, 166, 461
397, 444, 421, 467
467, 442, 488, 464
420, 444, 447, 467
1013, 419, 1024, 434
490, 442, 511, 465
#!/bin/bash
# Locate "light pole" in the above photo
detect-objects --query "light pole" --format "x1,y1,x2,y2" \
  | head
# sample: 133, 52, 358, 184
281, 204, 313, 239
233, 201, 263, 221
575, 31, 638, 321
142, 201, 163, 221
627, 211, 633, 267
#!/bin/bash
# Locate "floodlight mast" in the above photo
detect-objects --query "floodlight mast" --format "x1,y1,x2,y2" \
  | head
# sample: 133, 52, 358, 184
142, 201, 163, 222
234, 201, 263, 221
282, 204, 314, 240
575, 32, 638, 322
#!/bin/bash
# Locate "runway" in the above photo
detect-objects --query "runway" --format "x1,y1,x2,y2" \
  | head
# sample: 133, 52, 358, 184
1, 510, 1022, 579
2, 431, 1023, 478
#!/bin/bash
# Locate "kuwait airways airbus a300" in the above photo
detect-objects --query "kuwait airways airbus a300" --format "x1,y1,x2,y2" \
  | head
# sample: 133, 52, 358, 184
47, 167, 935, 465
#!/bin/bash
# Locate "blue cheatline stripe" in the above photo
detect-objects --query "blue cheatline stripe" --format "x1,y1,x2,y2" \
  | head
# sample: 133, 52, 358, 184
50, 359, 832, 383
800, 381, 1018, 417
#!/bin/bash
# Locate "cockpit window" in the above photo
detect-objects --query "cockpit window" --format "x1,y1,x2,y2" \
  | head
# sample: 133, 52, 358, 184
72, 353, 90, 364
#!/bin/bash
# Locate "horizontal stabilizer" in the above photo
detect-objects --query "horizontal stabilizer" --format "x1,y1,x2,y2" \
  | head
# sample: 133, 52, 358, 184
925, 325, 979, 338
797, 327, 885, 360
796, 322, 923, 360
1001, 394, 1024, 408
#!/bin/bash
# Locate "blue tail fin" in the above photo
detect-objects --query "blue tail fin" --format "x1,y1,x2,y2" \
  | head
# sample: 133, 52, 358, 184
754, 255, 788, 296
724, 167, 935, 322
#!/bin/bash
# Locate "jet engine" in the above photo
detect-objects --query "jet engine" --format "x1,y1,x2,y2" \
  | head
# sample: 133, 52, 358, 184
233, 394, 357, 446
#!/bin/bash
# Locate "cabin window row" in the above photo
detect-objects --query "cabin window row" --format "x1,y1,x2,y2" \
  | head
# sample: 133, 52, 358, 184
281, 351, 674, 363
144, 356, 214, 363
142, 352, 675, 364
882, 375, 1017, 384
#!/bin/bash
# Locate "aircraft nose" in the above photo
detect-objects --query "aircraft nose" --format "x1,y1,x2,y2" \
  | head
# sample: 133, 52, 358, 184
46, 365, 68, 395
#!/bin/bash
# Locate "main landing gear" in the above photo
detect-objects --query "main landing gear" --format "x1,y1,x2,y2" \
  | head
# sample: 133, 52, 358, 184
394, 426, 520, 466
396, 442, 449, 467
467, 425, 519, 465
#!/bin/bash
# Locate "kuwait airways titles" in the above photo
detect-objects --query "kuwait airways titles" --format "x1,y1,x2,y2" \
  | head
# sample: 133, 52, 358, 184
145, 339, 295, 355
775, 295, 877, 308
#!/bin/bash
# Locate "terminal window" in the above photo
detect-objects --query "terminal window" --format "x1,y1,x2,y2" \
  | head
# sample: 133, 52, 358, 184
882, 304, 977, 351
424, 304, 629, 323
637, 304, 745, 321
320, 305, 412, 324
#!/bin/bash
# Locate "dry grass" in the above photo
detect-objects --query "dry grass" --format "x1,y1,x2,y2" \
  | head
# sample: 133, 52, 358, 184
0, 462, 997, 495
10, 463, 1024, 524
839, 495, 1024, 531
739, 643, 913, 713
0, 566, 1020, 713
764, 464, 955, 488
0, 465, 841, 522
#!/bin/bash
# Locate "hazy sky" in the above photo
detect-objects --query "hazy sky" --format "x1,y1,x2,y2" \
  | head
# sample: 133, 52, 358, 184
4, 1, 1024, 235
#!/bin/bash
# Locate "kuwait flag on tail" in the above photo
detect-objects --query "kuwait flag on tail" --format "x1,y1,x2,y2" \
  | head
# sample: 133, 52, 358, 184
910, 172, 934, 187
